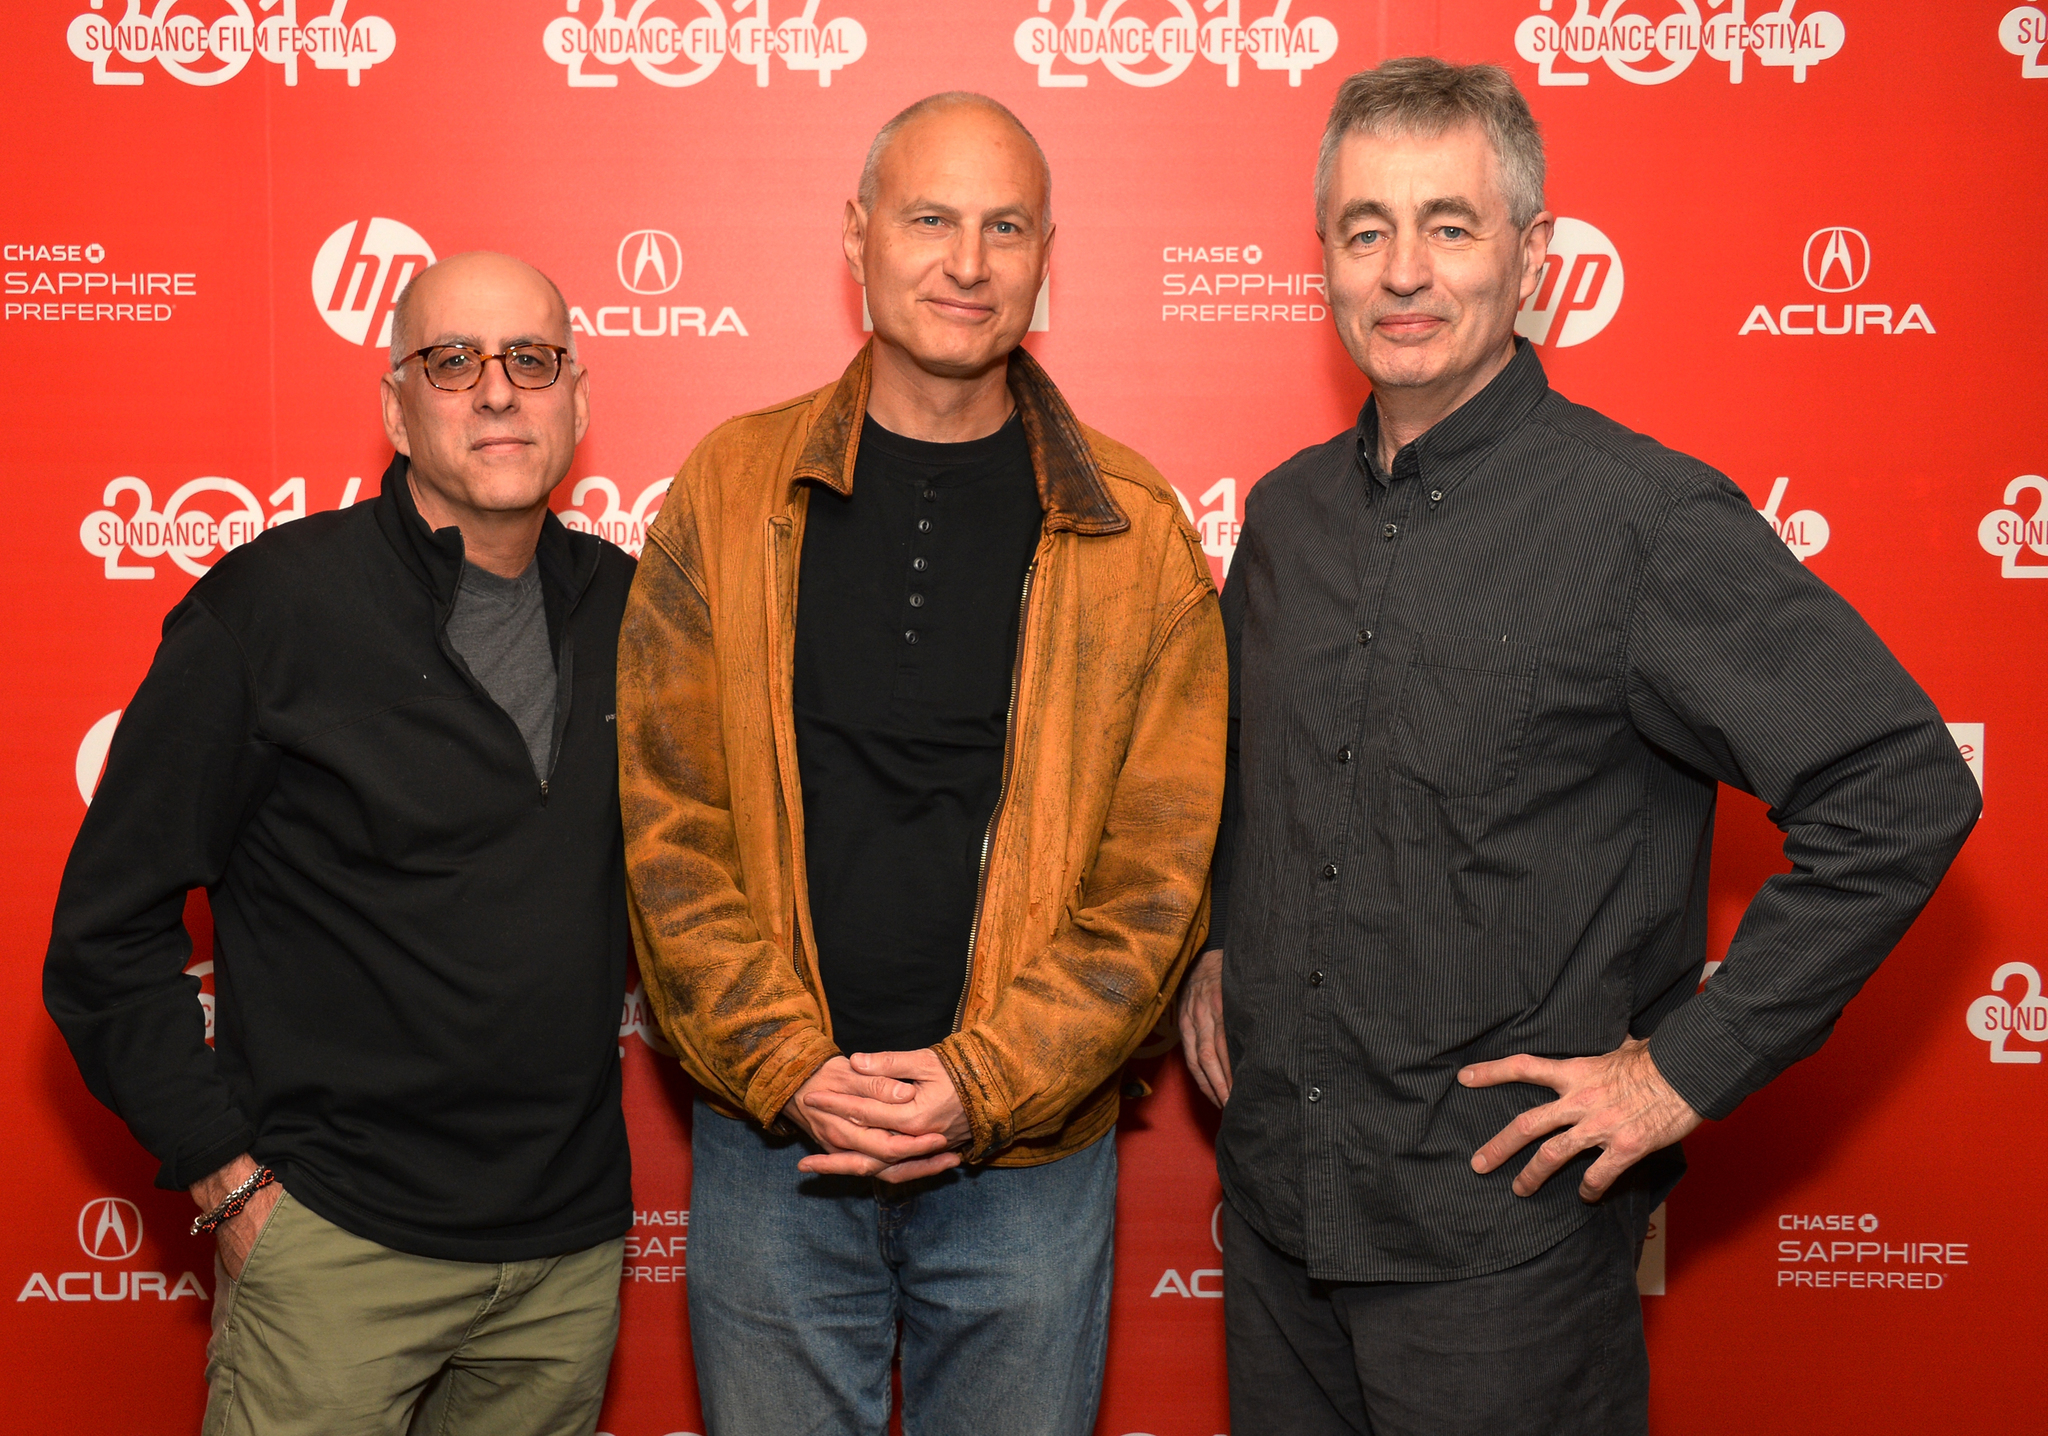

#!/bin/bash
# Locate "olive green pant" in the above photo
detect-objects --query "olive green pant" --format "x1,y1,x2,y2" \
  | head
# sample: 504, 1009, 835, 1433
203, 1191, 624, 1436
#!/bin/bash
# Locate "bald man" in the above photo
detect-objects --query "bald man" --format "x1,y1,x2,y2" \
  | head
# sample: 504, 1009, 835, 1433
619, 93, 1225, 1435
47, 252, 635, 1435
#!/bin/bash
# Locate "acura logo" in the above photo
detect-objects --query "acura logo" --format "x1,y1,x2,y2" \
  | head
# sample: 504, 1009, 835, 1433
617, 230, 683, 296
1803, 227, 1870, 293
78, 1197, 143, 1262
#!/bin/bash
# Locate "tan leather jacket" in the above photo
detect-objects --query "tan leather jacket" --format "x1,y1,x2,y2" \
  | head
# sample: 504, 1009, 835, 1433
618, 343, 1226, 1166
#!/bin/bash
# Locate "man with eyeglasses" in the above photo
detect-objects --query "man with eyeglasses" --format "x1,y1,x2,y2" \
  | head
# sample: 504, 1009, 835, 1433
46, 251, 634, 1436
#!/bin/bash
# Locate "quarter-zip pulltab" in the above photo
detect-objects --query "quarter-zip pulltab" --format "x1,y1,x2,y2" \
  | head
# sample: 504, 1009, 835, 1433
539, 778, 550, 804
954, 561, 1036, 1033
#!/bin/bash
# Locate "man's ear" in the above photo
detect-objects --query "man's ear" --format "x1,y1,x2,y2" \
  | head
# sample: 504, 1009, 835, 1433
570, 363, 591, 447
842, 199, 869, 287
1519, 213, 1556, 304
379, 370, 412, 456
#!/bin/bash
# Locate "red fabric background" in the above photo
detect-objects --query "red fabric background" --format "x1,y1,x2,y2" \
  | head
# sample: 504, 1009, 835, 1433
4, 3, 2042, 1430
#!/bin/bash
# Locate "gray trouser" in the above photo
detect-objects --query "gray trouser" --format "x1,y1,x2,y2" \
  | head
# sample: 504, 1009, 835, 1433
1224, 1198, 1652, 1436
204, 1190, 624, 1436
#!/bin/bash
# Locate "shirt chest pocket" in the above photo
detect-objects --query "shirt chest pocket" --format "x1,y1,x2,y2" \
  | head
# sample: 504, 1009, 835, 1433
1390, 633, 1541, 798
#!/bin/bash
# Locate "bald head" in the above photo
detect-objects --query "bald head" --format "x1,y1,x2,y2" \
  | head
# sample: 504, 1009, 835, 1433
858, 92, 1051, 231
377, 249, 590, 577
388, 251, 575, 369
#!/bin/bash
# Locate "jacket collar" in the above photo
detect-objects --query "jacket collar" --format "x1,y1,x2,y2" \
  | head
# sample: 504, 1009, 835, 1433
372, 453, 595, 635
791, 340, 1129, 535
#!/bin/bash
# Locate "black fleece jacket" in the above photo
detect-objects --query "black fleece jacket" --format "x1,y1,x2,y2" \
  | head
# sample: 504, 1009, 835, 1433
46, 457, 634, 1263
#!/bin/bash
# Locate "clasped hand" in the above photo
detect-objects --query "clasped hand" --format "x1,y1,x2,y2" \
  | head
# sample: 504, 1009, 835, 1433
784, 1051, 972, 1183
1460, 1037, 1703, 1202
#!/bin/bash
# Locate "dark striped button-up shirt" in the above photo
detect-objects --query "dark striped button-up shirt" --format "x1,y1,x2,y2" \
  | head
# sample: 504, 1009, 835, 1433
1210, 340, 1979, 1282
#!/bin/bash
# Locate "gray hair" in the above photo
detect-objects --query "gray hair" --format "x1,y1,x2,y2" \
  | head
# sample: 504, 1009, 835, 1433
388, 255, 578, 369
857, 91, 1052, 228
1315, 57, 1546, 230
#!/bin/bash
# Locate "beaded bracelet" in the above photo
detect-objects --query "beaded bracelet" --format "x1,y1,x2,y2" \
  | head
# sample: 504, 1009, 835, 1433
190, 1165, 276, 1237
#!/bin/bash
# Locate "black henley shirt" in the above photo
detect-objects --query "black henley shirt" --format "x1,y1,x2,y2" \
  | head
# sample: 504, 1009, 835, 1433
794, 412, 1043, 1057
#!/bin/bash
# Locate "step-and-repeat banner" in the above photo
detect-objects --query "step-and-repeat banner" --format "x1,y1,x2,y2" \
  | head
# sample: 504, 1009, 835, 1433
3, 3, 2041, 1431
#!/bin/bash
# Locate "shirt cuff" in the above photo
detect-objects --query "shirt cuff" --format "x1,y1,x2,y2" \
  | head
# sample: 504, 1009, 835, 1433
741, 1026, 841, 1133
1645, 995, 1783, 1123
1205, 886, 1229, 952
157, 1108, 256, 1193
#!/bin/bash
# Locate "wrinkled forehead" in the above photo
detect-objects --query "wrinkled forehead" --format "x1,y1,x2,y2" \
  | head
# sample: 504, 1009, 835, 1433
1329, 123, 1507, 214
877, 108, 1049, 214
410, 260, 570, 346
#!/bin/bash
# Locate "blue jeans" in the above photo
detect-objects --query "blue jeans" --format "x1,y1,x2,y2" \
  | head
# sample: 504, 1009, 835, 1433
686, 1098, 1116, 1436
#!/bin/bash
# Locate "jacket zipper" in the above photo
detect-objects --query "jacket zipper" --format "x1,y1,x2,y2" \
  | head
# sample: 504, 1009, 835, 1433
953, 561, 1037, 1033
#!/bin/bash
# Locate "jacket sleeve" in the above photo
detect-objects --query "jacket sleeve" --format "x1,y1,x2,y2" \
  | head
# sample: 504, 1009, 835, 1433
934, 561, 1228, 1160
617, 476, 838, 1130
44, 594, 276, 1190
1626, 477, 1981, 1121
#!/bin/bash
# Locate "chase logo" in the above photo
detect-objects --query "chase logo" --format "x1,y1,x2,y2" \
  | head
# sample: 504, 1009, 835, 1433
1803, 226, 1869, 292
78, 1198, 142, 1262
618, 230, 683, 296
311, 217, 434, 347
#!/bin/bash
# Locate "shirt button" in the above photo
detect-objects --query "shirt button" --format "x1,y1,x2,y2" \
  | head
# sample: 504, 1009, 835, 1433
1356, 628, 1373, 646
1429, 488, 1444, 504
1321, 862, 1338, 880
912, 557, 928, 572
1336, 746, 1352, 763
917, 518, 931, 533
908, 593, 925, 608
903, 629, 919, 644
1307, 1086, 1322, 1103
1309, 970, 1325, 986
923, 487, 938, 502
1382, 523, 1398, 540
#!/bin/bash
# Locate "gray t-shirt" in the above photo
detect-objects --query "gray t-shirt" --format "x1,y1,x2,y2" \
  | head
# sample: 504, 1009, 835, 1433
445, 559, 556, 780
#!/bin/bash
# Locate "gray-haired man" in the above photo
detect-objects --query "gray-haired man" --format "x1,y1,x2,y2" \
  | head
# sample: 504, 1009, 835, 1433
1177, 57, 1977, 1435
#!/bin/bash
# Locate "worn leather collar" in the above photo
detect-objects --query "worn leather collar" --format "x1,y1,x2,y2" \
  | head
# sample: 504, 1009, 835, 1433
791, 340, 1129, 536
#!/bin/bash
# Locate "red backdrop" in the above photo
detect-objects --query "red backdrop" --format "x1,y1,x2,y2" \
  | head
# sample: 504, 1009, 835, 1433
4, 2, 2043, 1431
